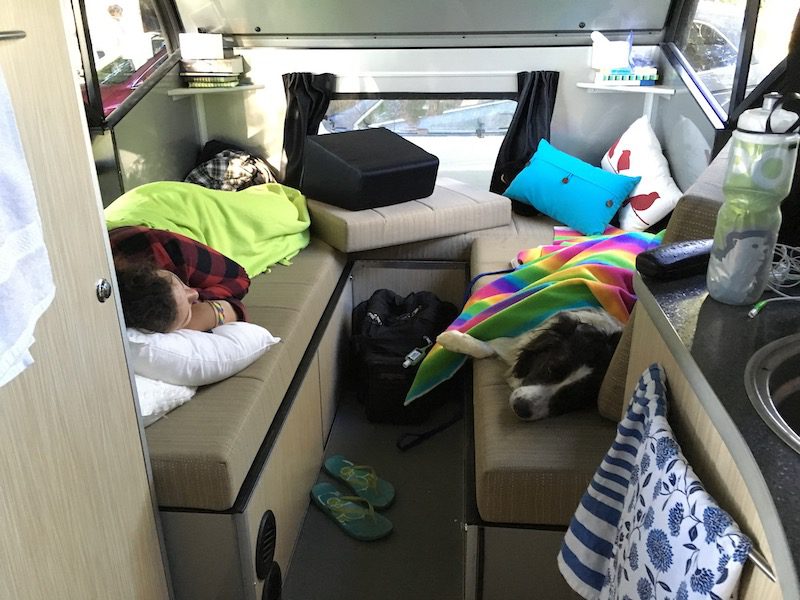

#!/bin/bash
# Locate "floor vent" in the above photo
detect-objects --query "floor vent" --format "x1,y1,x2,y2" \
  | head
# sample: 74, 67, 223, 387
262, 561, 282, 600
255, 510, 277, 579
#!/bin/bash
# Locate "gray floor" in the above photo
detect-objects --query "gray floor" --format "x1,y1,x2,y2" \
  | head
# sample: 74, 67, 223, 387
283, 390, 465, 600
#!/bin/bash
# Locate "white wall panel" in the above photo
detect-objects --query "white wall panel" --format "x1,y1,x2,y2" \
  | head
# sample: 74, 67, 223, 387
114, 63, 200, 193
653, 60, 716, 192
175, 0, 668, 41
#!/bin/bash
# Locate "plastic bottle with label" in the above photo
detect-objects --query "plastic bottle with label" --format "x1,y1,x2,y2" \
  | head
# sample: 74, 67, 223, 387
706, 92, 800, 305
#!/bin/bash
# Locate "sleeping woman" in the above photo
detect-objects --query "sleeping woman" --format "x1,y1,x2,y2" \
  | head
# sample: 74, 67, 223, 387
106, 180, 312, 333
110, 226, 251, 333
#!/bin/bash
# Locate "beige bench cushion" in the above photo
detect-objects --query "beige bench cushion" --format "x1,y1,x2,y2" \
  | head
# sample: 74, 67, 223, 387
145, 238, 346, 511
352, 210, 559, 262
307, 177, 511, 253
473, 358, 616, 525
470, 236, 616, 525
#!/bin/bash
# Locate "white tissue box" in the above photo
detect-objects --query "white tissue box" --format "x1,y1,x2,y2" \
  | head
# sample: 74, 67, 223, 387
179, 33, 224, 60
590, 31, 632, 70
591, 40, 631, 70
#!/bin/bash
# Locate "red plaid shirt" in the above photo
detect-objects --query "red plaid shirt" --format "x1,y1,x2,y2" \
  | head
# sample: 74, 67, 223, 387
109, 226, 250, 321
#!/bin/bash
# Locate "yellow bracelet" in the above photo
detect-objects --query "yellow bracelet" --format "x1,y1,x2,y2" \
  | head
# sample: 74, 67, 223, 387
209, 301, 225, 327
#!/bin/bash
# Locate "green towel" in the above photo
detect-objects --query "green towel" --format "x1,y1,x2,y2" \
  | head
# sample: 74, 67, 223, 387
105, 181, 311, 277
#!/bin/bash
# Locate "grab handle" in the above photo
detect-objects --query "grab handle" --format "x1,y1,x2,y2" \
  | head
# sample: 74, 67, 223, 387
0, 31, 26, 41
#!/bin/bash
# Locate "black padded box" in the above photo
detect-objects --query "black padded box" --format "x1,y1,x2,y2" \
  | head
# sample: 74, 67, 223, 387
300, 127, 439, 210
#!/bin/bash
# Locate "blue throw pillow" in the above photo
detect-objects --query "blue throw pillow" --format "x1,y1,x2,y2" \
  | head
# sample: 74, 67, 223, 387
504, 139, 641, 235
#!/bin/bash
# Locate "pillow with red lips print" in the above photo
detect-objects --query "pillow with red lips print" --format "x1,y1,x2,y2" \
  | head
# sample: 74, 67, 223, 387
601, 116, 683, 231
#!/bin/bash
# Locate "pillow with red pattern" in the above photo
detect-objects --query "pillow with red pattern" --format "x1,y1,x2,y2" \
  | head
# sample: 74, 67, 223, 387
601, 117, 683, 231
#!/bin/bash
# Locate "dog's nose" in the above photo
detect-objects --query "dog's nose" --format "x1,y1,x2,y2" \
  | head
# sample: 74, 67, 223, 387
510, 399, 533, 420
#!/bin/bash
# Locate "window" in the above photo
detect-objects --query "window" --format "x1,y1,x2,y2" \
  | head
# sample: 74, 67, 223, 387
674, 0, 799, 118
747, 1, 798, 91
323, 98, 516, 189
73, 0, 176, 126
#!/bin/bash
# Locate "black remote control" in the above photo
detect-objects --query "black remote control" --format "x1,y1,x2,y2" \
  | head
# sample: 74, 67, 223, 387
636, 239, 714, 280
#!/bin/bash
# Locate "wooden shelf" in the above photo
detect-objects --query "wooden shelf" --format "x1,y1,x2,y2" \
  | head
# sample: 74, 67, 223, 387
168, 83, 264, 98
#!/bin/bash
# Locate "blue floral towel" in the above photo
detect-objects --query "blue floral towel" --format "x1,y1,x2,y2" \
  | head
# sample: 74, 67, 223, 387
558, 364, 752, 600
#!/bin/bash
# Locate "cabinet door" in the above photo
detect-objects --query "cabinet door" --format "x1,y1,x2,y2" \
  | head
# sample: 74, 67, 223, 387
0, 2, 170, 598
626, 308, 780, 600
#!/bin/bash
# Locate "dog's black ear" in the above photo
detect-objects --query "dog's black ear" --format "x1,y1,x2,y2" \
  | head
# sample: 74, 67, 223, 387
607, 329, 622, 350
510, 328, 558, 379
594, 328, 622, 359
511, 338, 545, 380
548, 313, 580, 337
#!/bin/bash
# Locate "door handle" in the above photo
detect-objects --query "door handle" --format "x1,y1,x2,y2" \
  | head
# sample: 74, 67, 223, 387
96, 278, 112, 303
0, 31, 26, 41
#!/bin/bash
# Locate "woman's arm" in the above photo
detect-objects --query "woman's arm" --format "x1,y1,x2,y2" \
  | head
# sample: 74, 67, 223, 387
186, 299, 238, 331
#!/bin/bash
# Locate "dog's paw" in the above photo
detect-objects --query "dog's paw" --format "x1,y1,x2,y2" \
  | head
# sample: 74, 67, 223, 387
436, 330, 470, 352
437, 330, 495, 358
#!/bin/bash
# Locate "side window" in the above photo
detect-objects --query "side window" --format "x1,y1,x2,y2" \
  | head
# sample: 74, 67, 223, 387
323, 98, 516, 189
674, 0, 799, 118
75, 0, 174, 124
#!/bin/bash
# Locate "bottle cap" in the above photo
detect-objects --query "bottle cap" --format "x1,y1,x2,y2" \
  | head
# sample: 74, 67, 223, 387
738, 92, 800, 135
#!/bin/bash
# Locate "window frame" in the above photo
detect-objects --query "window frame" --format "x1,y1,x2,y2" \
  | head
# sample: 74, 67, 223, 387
664, 0, 795, 140
70, 0, 183, 130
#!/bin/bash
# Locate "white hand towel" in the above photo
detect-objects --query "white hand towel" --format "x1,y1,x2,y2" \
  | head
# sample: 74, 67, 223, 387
0, 69, 55, 387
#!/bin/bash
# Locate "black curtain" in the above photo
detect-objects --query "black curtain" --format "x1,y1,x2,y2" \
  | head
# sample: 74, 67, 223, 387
281, 72, 335, 188
489, 71, 559, 201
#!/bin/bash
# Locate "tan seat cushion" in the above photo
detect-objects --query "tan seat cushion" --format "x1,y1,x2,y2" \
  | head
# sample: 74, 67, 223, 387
145, 238, 346, 511
469, 235, 616, 525
351, 210, 559, 262
307, 177, 511, 253
473, 358, 616, 525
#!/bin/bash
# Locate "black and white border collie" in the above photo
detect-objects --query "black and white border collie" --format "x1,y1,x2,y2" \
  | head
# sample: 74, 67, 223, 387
437, 308, 622, 421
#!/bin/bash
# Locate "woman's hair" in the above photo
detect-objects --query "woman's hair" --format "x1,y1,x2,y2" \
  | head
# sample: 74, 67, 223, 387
115, 262, 177, 332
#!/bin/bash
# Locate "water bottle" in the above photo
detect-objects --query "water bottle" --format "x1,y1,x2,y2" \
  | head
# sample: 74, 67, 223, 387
706, 92, 800, 305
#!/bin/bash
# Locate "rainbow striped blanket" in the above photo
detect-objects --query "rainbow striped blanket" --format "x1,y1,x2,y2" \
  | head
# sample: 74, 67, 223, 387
404, 227, 663, 404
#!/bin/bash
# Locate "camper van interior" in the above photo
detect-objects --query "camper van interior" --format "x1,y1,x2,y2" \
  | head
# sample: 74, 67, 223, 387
2, 0, 800, 598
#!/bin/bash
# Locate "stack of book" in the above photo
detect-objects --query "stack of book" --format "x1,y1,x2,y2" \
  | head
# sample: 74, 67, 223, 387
594, 66, 659, 86
180, 56, 244, 89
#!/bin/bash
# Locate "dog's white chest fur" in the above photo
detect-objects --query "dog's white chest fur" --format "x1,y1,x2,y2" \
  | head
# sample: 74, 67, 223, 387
437, 308, 622, 421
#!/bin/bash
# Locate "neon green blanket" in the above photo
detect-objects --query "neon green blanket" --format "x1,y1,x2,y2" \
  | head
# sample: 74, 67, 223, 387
104, 182, 311, 277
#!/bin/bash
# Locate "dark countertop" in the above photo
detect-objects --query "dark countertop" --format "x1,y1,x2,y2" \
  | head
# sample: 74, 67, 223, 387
635, 273, 800, 599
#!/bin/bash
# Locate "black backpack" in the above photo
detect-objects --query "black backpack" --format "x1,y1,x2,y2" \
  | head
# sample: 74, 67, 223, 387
351, 289, 458, 424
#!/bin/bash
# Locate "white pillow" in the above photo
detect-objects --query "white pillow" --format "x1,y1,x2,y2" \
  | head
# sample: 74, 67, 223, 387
134, 374, 196, 426
601, 116, 683, 231
126, 321, 281, 386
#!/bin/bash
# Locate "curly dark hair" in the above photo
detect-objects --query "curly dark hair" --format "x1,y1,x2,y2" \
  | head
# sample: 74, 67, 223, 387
115, 262, 177, 332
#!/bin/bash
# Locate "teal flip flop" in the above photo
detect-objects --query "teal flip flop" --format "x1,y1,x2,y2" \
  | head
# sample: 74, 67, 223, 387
323, 455, 396, 509
310, 482, 393, 541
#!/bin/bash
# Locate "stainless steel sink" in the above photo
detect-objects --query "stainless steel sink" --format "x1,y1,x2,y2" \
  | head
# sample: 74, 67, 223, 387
745, 333, 800, 454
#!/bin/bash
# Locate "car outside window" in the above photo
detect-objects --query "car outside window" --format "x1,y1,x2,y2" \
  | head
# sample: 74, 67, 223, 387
323, 98, 517, 189
675, 0, 799, 117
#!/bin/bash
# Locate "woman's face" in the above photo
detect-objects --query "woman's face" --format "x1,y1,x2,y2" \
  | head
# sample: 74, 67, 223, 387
160, 270, 199, 331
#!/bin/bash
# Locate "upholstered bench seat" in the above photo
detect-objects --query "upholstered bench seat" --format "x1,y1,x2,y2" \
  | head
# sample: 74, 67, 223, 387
145, 238, 347, 511
470, 236, 617, 526
306, 177, 512, 254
